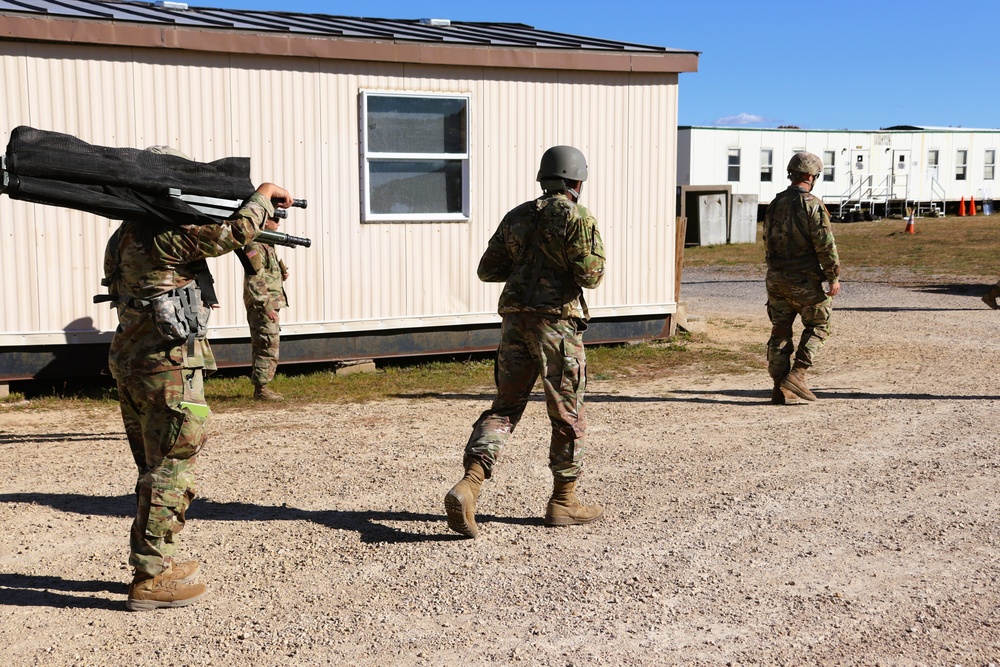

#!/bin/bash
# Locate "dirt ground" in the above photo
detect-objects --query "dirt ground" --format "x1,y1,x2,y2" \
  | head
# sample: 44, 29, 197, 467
1, 266, 998, 667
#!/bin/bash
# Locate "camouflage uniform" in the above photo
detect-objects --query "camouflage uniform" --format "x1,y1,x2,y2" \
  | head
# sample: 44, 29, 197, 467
107, 192, 273, 579
242, 240, 287, 388
466, 192, 605, 481
763, 184, 840, 380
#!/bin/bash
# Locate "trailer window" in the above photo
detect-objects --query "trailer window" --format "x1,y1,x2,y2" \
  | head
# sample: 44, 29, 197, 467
727, 148, 741, 182
823, 150, 836, 182
361, 91, 470, 222
986, 150, 996, 180
760, 149, 773, 182
956, 149, 968, 181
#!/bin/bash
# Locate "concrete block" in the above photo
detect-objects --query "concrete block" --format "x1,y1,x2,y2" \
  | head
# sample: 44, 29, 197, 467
335, 360, 377, 376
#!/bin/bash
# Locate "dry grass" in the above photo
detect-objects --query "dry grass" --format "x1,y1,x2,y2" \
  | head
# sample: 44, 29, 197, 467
684, 214, 1000, 280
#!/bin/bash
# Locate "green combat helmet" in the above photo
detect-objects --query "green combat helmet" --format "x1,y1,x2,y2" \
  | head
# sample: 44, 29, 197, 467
146, 145, 190, 160
537, 145, 589, 182
787, 151, 823, 177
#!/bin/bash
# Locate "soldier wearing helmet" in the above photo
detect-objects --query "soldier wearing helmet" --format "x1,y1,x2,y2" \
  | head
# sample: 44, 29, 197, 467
763, 151, 841, 404
445, 145, 606, 538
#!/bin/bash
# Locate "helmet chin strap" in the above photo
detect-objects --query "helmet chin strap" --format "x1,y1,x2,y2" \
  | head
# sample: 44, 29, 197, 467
566, 186, 580, 200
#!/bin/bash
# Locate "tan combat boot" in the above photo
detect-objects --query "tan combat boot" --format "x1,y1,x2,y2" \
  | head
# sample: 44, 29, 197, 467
160, 558, 200, 584
254, 384, 284, 401
781, 363, 817, 401
544, 479, 604, 527
126, 570, 208, 612
444, 462, 486, 538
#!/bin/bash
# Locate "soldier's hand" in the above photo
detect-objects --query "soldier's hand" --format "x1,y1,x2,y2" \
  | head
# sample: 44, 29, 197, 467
267, 310, 279, 322
256, 183, 294, 209
827, 282, 841, 297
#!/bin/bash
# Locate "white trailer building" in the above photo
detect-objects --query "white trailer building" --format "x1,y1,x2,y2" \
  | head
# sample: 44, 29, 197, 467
678, 125, 998, 238
0, 0, 698, 383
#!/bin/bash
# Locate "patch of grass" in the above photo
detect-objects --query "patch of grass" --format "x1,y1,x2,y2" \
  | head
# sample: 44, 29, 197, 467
2, 333, 768, 412
683, 214, 1000, 280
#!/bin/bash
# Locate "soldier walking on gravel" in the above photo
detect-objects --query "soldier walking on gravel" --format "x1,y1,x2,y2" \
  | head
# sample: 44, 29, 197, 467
764, 151, 841, 404
103, 145, 294, 610
445, 145, 606, 538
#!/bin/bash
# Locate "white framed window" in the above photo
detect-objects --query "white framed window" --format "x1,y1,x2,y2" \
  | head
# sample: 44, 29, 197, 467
985, 149, 996, 180
956, 149, 968, 181
760, 149, 773, 182
823, 150, 836, 182
360, 91, 470, 222
727, 148, 741, 182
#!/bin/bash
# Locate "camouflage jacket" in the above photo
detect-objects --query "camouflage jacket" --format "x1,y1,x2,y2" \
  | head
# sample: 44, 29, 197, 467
763, 185, 840, 284
242, 241, 287, 319
478, 192, 605, 318
107, 192, 274, 377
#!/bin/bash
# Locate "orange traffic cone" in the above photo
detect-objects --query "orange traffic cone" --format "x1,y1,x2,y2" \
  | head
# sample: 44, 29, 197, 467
904, 213, 915, 234
959, 197, 966, 216
970, 196, 977, 215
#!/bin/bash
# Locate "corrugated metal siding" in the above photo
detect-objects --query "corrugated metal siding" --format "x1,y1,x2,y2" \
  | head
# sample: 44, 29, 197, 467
0, 43, 679, 346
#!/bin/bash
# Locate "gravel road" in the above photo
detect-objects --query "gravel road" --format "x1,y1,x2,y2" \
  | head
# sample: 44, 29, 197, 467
1, 266, 998, 666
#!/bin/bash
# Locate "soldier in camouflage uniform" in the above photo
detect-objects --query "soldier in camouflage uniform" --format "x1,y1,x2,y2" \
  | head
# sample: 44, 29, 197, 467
104, 145, 294, 610
242, 215, 289, 401
445, 145, 606, 538
764, 151, 841, 404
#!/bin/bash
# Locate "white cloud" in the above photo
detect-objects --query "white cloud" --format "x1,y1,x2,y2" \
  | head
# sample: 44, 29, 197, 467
711, 113, 772, 126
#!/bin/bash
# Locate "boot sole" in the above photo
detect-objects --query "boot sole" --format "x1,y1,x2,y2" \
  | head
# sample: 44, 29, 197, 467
125, 588, 208, 612
544, 509, 604, 527
444, 491, 478, 538
780, 379, 817, 401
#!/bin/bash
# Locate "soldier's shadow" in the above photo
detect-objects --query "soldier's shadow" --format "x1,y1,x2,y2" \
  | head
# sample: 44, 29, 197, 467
0, 491, 470, 545
0, 490, 504, 609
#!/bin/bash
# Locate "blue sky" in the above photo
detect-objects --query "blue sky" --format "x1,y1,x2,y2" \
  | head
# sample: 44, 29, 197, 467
198, 0, 999, 131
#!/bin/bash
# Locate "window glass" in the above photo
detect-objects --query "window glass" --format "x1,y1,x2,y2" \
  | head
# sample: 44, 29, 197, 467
956, 149, 968, 181
760, 149, 772, 182
727, 148, 741, 182
986, 149, 996, 181
823, 150, 835, 182
367, 96, 467, 154
368, 160, 464, 215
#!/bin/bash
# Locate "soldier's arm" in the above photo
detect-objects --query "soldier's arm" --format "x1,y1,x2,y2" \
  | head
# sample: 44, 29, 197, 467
809, 201, 840, 287
477, 220, 513, 283
566, 207, 605, 289
243, 249, 274, 318
163, 191, 276, 261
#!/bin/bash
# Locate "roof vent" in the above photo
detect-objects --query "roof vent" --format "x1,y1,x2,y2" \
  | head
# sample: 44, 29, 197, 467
155, 1, 189, 9
419, 18, 452, 27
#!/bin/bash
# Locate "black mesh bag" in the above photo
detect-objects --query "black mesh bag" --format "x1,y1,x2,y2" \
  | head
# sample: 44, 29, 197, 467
2, 126, 256, 224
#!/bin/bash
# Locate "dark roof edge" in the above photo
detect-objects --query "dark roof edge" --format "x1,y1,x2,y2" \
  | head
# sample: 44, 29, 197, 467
0, 15, 699, 73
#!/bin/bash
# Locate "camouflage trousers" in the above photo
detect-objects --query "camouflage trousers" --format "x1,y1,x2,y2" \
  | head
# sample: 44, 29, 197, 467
117, 367, 209, 578
765, 269, 833, 380
248, 308, 280, 387
464, 313, 588, 482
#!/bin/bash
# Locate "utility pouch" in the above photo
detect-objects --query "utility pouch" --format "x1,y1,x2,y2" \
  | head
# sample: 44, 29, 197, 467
149, 283, 205, 343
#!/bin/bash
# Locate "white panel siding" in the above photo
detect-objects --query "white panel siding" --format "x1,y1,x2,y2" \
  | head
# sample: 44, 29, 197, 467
0, 44, 681, 346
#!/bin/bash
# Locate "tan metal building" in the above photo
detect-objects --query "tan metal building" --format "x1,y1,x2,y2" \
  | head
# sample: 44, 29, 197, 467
0, 0, 698, 381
